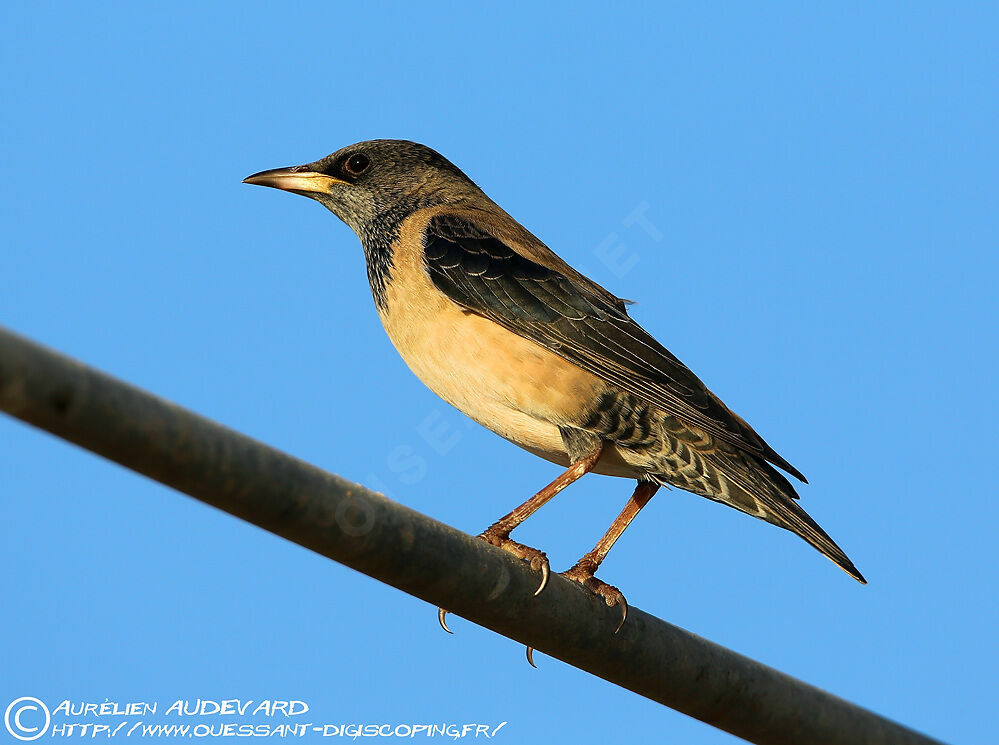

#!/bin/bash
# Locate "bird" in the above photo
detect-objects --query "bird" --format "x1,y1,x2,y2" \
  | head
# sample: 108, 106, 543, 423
244, 139, 865, 633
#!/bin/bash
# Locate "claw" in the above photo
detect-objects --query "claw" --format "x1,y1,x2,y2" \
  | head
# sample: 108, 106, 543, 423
614, 595, 628, 634
438, 607, 453, 634
526, 646, 537, 668
534, 559, 550, 596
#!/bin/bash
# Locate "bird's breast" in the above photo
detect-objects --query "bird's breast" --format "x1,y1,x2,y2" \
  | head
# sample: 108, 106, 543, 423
374, 210, 608, 466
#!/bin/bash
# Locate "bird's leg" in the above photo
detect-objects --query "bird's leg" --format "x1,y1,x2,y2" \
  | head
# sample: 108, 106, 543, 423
562, 479, 659, 632
479, 444, 604, 594
438, 446, 603, 634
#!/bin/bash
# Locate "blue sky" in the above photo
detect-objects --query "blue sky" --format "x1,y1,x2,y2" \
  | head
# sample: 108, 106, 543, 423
2, 3, 996, 744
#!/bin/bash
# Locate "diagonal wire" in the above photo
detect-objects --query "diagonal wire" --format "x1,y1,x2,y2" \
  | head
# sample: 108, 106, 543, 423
0, 325, 947, 745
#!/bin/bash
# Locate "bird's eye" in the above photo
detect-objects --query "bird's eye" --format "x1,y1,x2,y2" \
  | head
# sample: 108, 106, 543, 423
343, 153, 371, 176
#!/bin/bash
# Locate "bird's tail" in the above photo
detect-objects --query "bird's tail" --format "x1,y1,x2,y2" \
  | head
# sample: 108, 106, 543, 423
652, 452, 866, 584
753, 475, 867, 584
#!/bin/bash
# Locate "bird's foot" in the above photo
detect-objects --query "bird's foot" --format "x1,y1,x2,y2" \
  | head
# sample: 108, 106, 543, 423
522, 561, 629, 666
436, 530, 551, 635
561, 561, 628, 633
478, 529, 551, 596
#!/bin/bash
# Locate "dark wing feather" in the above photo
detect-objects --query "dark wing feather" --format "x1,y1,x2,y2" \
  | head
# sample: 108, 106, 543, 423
423, 214, 806, 482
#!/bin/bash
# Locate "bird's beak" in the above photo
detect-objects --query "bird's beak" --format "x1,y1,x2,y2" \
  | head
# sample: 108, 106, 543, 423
242, 166, 346, 195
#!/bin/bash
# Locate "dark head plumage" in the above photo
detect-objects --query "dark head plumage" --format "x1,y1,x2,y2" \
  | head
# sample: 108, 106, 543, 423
245, 140, 488, 307
244, 140, 484, 236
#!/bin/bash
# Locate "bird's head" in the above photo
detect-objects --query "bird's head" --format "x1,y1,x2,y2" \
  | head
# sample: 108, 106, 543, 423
243, 140, 483, 234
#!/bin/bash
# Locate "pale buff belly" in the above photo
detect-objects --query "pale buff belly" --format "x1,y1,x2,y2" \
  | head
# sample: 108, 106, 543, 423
376, 221, 642, 479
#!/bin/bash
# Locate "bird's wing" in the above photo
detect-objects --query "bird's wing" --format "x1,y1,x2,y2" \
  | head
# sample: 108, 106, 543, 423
422, 212, 806, 482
